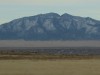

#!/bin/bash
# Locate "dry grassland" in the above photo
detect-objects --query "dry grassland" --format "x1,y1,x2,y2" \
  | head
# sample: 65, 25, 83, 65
0, 59, 100, 75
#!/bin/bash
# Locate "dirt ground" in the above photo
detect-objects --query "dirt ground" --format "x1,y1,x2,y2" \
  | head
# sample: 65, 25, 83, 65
0, 59, 100, 75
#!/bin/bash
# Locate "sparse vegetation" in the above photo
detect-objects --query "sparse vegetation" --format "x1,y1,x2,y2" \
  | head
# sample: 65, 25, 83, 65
0, 47, 100, 75
0, 47, 100, 60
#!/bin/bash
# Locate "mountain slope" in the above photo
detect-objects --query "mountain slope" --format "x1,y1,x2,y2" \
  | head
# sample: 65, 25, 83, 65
0, 13, 100, 40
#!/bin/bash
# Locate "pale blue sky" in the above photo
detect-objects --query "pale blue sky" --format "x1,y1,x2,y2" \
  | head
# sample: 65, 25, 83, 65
0, 0, 100, 24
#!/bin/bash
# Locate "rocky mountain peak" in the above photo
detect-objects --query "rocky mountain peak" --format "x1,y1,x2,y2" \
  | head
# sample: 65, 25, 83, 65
0, 13, 100, 40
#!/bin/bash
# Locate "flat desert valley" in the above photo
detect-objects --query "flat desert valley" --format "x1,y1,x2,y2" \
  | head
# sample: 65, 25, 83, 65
0, 40, 100, 75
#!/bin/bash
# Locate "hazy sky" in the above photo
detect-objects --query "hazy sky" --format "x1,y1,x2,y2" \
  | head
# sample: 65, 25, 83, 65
0, 0, 100, 24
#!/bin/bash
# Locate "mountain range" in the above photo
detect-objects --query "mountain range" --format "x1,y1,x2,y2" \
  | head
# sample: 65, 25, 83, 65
0, 13, 100, 40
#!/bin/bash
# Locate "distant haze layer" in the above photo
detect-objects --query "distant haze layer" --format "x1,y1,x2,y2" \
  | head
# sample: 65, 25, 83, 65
0, 40, 100, 47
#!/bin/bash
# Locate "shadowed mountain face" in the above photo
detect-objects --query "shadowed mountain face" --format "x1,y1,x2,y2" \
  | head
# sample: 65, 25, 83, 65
0, 13, 100, 40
